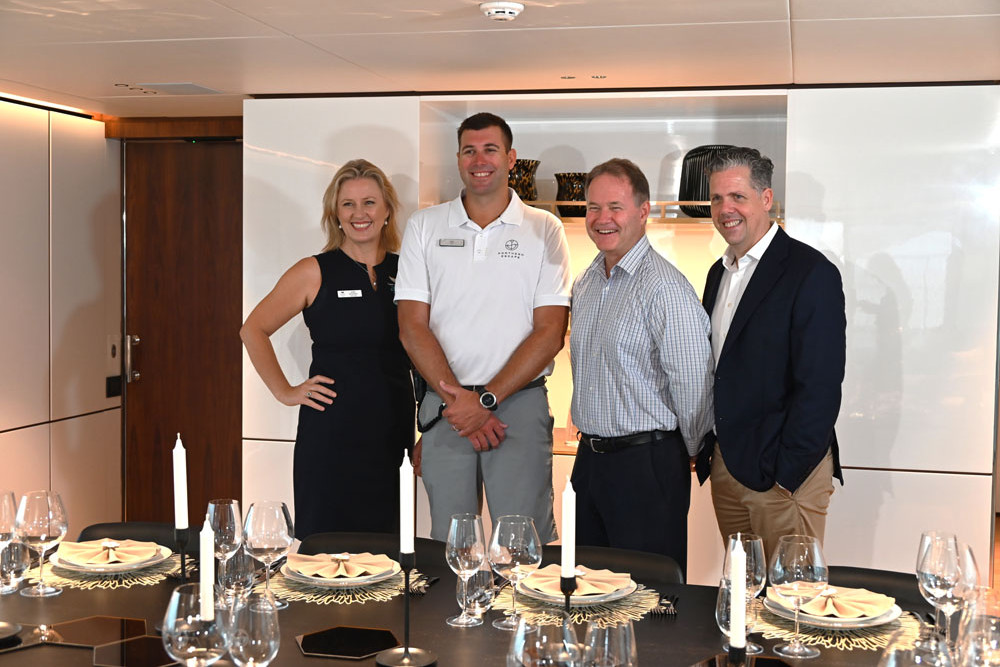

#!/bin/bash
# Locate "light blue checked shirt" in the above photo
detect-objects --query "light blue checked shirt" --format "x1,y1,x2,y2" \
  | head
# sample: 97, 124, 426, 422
570, 235, 714, 456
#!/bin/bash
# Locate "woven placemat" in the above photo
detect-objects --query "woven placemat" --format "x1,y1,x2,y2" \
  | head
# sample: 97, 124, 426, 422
256, 569, 424, 606
26, 555, 182, 590
756, 599, 922, 651
493, 585, 660, 628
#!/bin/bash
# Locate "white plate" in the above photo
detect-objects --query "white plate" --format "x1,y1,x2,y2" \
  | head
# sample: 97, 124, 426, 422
517, 579, 639, 607
280, 561, 400, 589
763, 598, 903, 629
50, 545, 171, 574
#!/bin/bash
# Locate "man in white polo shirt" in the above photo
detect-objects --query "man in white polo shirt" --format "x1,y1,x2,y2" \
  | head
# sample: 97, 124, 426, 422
396, 112, 572, 542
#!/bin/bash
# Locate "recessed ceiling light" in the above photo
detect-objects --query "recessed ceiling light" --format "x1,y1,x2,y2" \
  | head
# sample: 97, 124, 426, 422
480, 1, 524, 21
591, 75, 607, 79
560, 76, 576, 80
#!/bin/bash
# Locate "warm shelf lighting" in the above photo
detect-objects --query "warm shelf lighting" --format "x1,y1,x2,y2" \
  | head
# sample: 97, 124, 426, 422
0, 91, 89, 116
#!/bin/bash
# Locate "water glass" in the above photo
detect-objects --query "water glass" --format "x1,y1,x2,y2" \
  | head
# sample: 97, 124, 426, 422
207, 499, 243, 592
716, 578, 759, 654
15, 490, 68, 598
507, 615, 592, 667
218, 545, 257, 606
0, 492, 15, 554
721, 532, 765, 655
229, 592, 280, 667
955, 586, 1000, 666
0, 541, 31, 595
584, 620, 637, 666
460, 566, 496, 619
879, 627, 953, 667
161, 582, 229, 666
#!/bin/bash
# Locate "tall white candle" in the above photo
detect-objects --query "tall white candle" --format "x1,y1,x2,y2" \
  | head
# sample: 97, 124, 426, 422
199, 516, 215, 621
400, 452, 414, 554
561, 477, 576, 578
730, 535, 746, 649
172, 433, 189, 530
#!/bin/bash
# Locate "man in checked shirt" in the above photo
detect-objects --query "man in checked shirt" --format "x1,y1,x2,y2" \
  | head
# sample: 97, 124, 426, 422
569, 158, 714, 575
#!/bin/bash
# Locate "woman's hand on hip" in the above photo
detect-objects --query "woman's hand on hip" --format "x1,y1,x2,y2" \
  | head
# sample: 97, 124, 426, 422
281, 375, 336, 410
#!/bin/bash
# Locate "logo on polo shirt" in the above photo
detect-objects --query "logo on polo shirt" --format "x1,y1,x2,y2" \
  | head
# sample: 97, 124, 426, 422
498, 237, 524, 260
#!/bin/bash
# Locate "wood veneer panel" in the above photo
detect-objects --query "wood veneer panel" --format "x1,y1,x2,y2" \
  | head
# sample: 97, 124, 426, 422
105, 117, 242, 139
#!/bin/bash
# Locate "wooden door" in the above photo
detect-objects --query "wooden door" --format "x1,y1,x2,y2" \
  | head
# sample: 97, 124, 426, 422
123, 139, 242, 526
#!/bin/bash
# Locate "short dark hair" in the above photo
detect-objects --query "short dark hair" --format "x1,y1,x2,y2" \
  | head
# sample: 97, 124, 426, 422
705, 147, 774, 193
457, 112, 513, 151
585, 158, 650, 206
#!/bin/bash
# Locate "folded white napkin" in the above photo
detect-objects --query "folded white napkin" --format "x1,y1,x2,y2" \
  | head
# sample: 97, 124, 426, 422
57, 538, 160, 566
767, 586, 895, 618
523, 563, 631, 597
286, 552, 395, 579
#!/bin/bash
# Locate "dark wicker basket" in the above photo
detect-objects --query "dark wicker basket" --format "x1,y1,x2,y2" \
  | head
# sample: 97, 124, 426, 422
678, 144, 735, 217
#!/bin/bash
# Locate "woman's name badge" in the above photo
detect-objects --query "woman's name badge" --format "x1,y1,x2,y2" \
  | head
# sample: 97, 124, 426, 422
337, 289, 363, 298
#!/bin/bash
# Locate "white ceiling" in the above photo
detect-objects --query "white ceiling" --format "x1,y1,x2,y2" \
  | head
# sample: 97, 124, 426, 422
0, 0, 996, 118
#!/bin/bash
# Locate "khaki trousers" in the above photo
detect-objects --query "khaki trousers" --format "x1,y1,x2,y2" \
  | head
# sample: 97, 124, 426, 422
709, 443, 834, 561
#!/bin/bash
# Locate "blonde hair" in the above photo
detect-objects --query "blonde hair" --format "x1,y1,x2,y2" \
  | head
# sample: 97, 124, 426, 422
320, 159, 402, 253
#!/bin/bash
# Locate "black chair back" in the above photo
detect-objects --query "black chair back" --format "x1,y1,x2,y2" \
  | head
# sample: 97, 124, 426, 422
541, 544, 684, 585
298, 531, 445, 568
78, 521, 200, 557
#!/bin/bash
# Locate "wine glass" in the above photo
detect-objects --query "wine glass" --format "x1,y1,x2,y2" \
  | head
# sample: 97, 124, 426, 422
243, 501, 294, 611
879, 627, 953, 667
207, 499, 243, 598
722, 532, 766, 655
508, 614, 591, 667
1, 541, 31, 595
488, 515, 542, 631
162, 582, 229, 666
716, 577, 760, 655
955, 586, 1000, 666
219, 545, 257, 606
445, 513, 486, 627
228, 592, 280, 667
768, 534, 828, 660
917, 533, 963, 643
584, 620, 637, 666
15, 490, 68, 598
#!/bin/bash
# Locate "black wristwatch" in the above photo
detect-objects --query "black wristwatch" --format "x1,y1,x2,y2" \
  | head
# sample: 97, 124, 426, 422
475, 387, 498, 411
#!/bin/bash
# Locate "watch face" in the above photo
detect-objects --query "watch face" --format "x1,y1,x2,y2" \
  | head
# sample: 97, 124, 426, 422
480, 392, 498, 410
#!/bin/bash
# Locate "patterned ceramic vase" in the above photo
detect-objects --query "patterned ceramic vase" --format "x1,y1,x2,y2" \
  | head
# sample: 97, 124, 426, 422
508, 159, 540, 201
555, 172, 588, 217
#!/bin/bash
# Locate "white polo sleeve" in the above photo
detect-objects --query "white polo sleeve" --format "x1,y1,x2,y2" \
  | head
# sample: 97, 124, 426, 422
533, 213, 572, 308
394, 211, 431, 304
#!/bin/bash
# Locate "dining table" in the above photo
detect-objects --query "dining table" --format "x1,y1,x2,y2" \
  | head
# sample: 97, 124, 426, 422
0, 551, 932, 667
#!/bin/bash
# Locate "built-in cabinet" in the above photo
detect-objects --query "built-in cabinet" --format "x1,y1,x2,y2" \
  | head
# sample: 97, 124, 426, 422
244, 85, 1000, 584
0, 100, 122, 539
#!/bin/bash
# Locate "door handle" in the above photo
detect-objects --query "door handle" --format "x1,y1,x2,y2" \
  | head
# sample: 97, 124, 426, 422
125, 334, 141, 382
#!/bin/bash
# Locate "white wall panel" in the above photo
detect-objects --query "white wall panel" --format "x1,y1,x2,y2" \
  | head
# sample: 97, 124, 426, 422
786, 86, 1000, 475
50, 114, 121, 420
50, 409, 121, 539
242, 439, 295, 521
242, 97, 420, 441
826, 469, 992, 574
0, 101, 49, 431
0, 424, 51, 497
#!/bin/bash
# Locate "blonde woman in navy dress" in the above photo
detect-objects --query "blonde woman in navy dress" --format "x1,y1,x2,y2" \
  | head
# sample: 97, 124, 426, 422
241, 159, 414, 539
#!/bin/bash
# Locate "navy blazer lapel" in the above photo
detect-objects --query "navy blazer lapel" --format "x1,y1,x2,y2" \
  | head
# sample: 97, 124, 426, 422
703, 259, 724, 313
719, 226, 791, 360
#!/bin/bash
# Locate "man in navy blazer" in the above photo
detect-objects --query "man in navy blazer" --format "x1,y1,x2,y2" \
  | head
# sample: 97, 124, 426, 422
695, 147, 845, 558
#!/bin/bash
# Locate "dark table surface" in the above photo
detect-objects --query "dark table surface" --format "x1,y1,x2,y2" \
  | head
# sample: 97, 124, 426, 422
0, 557, 929, 666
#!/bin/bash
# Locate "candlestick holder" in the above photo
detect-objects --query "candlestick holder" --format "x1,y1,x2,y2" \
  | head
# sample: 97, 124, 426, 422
728, 645, 746, 666
174, 527, 189, 582
560, 575, 576, 613
375, 551, 436, 667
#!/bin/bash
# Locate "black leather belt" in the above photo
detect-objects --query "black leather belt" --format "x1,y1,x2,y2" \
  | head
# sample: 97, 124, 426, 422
463, 376, 546, 394
579, 429, 673, 454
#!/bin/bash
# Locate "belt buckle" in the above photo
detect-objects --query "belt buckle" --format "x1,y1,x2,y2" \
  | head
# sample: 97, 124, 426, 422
587, 436, 605, 454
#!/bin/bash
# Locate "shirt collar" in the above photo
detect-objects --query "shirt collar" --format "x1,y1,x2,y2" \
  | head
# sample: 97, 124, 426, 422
722, 222, 778, 272
585, 234, 651, 279
448, 188, 524, 229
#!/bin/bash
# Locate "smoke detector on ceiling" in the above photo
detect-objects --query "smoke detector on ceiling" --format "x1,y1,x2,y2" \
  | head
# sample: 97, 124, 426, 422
480, 2, 524, 21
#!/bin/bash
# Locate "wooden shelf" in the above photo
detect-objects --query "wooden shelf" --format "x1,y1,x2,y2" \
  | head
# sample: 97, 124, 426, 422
526, 200, 784, 225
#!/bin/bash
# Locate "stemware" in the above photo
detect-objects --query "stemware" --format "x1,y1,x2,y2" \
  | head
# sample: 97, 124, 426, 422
445, 513, 486, 628
15, 490, 68, 598
207, 499, 243, 597
162, 582, 229, 666
955, 586, 1000, 666
219, 545, 258, 606
768, 534, 828, 660
720, 532, 766, 655
488, 515, 542, 631
716, 578, 760, 656
584, 620, 637, 667
460, 564, 496, 619
917, 533, 963, 643
228, 592, 280, 667
243, 502, 294, 611
0, 541, 31, 595
879, 627, 953, 667
0, 492, 16, 554
507, 614, 592, 667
